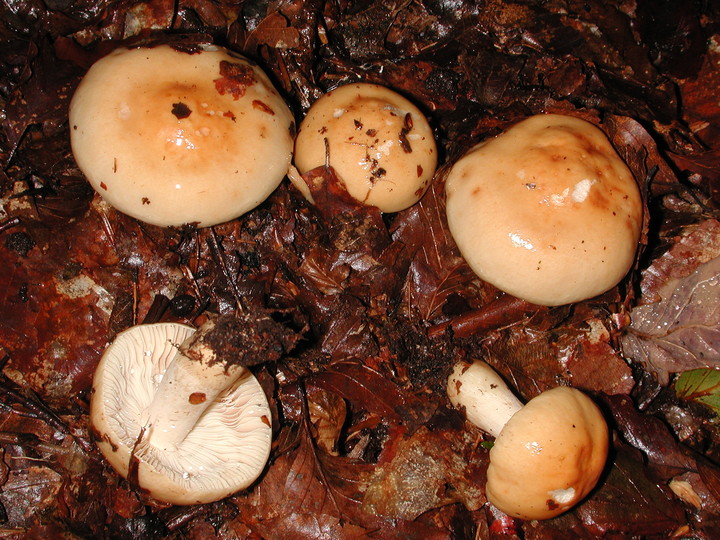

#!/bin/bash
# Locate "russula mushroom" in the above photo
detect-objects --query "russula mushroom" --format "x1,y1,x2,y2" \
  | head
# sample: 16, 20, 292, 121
293, 83, 437, 212
447, 360, 608, 520
69, 44, 295, 227
90, 312, 293, 505
444, 113, 643, 306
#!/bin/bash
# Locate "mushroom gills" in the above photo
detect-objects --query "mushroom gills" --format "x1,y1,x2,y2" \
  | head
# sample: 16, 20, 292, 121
90, 321, 273, 505
141, 317, 246, 451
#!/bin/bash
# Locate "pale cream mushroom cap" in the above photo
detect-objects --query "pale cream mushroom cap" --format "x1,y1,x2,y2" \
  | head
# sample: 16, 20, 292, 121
486, 386, 609, 520
69, 44, 295, 227
90, 323, 272, 505
445, 114, 643, 306
293, 83, 437, 212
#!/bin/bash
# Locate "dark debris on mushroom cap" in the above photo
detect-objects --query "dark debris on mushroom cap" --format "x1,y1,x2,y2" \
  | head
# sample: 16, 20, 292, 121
185, 310, 306, 369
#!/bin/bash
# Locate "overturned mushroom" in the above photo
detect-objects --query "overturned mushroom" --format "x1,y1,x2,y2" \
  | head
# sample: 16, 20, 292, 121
445, 114, 643, 306
448, 359, 608, 520
293, 83, 437, 212
69, 44, 295, 227
91, 312, 294, 505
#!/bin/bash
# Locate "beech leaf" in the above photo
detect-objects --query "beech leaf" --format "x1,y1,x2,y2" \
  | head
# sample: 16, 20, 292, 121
574, 443, 686, 536
621, 256, 720, 385
675, 368, 720, 415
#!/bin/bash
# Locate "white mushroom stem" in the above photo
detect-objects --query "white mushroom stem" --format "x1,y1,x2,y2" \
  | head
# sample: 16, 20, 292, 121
142, 317, 245, 451
447, 360, 523, 438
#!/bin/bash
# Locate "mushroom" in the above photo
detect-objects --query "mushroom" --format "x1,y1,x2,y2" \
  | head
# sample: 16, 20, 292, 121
447, 359, 608, 520
444, 114, 643, 306
293, 83, 437, 212
69, 44, 295, 228
90, 311, 293, 505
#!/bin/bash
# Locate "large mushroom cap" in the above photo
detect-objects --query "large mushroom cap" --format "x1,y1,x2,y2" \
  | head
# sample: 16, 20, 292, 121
69, 44, 295, 227
445, 114, 643, 306
293, 83, 437, 212
90, 323, 272, 505
485, 386, 609, 520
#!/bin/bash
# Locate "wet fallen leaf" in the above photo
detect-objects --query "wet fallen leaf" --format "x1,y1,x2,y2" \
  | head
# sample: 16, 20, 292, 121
621, 256, 720, 385
676, 369, 720, 416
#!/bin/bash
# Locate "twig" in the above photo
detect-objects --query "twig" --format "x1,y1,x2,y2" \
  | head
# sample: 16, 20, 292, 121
206, 228, 247, 312
0, 372, 95, 456
0, 217, 21, 233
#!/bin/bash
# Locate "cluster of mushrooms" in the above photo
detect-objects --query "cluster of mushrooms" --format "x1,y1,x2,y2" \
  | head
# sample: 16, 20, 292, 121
71, 44, 643, 516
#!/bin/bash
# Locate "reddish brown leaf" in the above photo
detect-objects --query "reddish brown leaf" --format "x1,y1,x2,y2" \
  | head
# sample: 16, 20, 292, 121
574, 443, 686, 536
308, 359, 427, 423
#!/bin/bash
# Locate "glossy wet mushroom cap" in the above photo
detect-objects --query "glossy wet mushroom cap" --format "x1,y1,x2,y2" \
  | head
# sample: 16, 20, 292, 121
448, 360, 609, 520
293, 83, 437, 212
486, 386, 609, 520
445, 114, 643, 306
69, 44, 295, 227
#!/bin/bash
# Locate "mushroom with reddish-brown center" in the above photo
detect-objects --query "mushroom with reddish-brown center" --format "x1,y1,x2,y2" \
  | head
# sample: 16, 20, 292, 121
444, 114, 643, 306
292, 83, 437, 212
69, 44, 295, 228
447, 359, 609, 520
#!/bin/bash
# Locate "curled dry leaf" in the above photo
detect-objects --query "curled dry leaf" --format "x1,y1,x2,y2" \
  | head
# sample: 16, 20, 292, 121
481, 319, 634, 400
306, 383, 347, 455
393, 176, 492, 321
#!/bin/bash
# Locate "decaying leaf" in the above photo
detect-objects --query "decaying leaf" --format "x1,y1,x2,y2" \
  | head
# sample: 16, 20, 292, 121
622, 223, 720, 384
362, 424, 486, 521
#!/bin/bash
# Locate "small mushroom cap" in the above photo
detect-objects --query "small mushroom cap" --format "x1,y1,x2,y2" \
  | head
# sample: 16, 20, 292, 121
293, 83, 437, 212
69, 44, 295, 227
445, 114, 643, 306
90, 323, 272, 505
486, 386, 609, 520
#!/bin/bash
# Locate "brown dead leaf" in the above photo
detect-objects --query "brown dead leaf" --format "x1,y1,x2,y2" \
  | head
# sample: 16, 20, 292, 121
306, 384, 346, 455
244, 11, 301, 52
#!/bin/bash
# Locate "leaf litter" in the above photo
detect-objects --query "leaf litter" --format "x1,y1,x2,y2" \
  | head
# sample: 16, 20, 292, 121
1, 0, 720, 538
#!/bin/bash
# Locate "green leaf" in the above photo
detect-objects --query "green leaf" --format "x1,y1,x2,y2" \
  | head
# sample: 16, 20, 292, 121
675, 368, 720, 415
